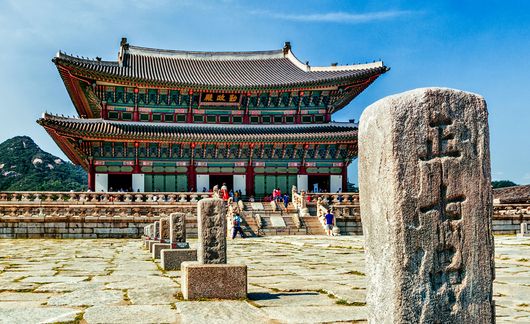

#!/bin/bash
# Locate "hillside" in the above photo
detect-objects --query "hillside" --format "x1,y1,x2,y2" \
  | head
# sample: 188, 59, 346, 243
0, 136, 87, 191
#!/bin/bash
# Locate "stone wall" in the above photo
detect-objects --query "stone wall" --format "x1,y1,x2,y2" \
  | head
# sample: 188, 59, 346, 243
492, 204, 530, 234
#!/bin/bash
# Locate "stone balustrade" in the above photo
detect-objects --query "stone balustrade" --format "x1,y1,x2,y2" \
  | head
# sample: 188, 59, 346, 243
0, 190, 528, 237
0, 191, 212, 204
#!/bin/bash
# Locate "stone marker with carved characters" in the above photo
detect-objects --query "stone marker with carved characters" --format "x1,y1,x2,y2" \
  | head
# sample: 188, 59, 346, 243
181, 198, 247, 299
152, 217, 172, 259
197, 198, 227, 264
359, 88, 495, 323
160, 213, 196, 270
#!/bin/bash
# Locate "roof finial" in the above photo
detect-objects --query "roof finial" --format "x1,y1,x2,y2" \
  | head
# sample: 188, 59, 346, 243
283, 41, 291, 55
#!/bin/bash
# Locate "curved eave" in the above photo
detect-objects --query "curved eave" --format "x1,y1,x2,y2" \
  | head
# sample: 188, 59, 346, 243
37, 115, 358, 145
39, 123, 87, 168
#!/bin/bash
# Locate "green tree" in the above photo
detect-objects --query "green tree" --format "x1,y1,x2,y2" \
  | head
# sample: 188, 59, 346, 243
491, 180, 517, 189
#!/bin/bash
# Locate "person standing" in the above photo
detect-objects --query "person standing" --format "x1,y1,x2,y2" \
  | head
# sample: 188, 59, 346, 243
232, 213, 245, 239
324, 209, 335, 236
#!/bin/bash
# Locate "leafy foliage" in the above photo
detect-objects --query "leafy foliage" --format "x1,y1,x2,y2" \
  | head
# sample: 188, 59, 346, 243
0, 136, 87, 191
492, 180, 518, 189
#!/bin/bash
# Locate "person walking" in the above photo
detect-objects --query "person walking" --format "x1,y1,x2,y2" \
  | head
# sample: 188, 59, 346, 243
283, 193, 289, 209
232, 213, 245, 239
324, 209, 335, 236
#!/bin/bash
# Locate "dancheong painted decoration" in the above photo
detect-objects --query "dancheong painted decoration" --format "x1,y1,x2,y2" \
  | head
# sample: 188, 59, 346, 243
38, 38, 389, 195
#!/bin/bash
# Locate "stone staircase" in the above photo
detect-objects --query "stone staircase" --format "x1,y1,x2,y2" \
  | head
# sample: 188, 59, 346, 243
237, 201, 326, 236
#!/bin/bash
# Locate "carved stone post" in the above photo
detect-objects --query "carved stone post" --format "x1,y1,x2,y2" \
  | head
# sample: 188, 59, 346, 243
181, 198, 246, 299
359, 88, 494, 323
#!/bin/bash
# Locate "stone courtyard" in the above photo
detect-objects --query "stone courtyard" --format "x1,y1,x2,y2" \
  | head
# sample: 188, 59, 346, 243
0, 236, 528, 323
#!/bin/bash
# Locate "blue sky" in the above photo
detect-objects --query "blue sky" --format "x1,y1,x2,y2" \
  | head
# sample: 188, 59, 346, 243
0, 0, 528, 184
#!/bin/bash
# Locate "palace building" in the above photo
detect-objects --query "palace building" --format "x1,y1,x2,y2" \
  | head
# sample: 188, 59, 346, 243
38, 38, 388, 195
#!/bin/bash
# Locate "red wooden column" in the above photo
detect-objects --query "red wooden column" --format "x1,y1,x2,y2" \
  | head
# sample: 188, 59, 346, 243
188, 143, 196, 191
187, 90, 194, 123
133, 88, 139, 121
101, 101, 108, 120
88, 159, 95, 191
342, 164, 348, 192
246, 164, 254, 197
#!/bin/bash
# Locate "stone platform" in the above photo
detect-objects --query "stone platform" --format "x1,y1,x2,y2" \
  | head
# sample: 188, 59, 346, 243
0, 236, 528, 323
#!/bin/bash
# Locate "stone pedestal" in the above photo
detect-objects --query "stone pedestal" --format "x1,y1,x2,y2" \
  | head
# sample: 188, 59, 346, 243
143, 238, 151, 249
518, 222, 529, 237
181, 262, 247, 300
160, 249, 197, 270
152, 243, 171, 259
148, 240, 160, 253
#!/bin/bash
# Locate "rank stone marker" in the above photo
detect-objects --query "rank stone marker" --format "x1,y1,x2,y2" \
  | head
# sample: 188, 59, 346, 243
181, 198, 247, 300
160, 213, 197, 271
148, 221, 161, 253
359, 88, 495, 323
152, 217, 171, 259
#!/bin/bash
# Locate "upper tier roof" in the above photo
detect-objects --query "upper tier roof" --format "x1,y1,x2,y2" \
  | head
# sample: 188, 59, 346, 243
53, 39, 388, 90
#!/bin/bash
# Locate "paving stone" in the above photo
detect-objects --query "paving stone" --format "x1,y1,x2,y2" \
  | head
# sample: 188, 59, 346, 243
0, 292, 54, 302
83, 305, 179, 324
176, 301, 268, 324
34, 281, 105, 293
46, 288, 123, 306
127, 287, 179, 305
261, 305, 367, 323
21, 276, 88, 283
0, 303, 81, 324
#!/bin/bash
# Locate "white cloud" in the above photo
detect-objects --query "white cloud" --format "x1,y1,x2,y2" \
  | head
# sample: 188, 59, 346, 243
251, 10, 415, 24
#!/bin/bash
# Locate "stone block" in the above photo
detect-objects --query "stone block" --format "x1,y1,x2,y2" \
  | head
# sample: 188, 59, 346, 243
152, 243, 171, 259
148, 240, 161, 253
144, 239, 151, 250
181, 262, 247, 300
160, 249, 197, 270
359, 88, 494, 323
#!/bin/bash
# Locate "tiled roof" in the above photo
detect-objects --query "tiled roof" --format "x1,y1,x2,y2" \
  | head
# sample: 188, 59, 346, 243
37, 114, 357, 144
53, 41, 388, 90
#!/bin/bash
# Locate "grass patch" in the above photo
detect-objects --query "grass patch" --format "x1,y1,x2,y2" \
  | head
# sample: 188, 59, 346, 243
175, 291, 184, 301
82, 275, 94, 282
50, 311, 84, 324
517, 258, 528, 262
517, 303, 529, 307
246, 299, 264, 308
12, 276, 28, 282
335, 299, 366, 306
155, 262, 167, 274
122, 289, 131, 304
345, 270, 365, 276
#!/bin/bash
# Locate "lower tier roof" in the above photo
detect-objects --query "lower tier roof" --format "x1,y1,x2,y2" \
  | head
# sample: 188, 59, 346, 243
37, 114, 357, 144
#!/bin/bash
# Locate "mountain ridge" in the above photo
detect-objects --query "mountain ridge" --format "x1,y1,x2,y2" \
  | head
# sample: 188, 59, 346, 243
0, 136, 87, 191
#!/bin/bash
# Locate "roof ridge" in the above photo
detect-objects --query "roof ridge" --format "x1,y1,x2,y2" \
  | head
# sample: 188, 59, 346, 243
127, 45, 286, 61
54, 51, 119, 66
